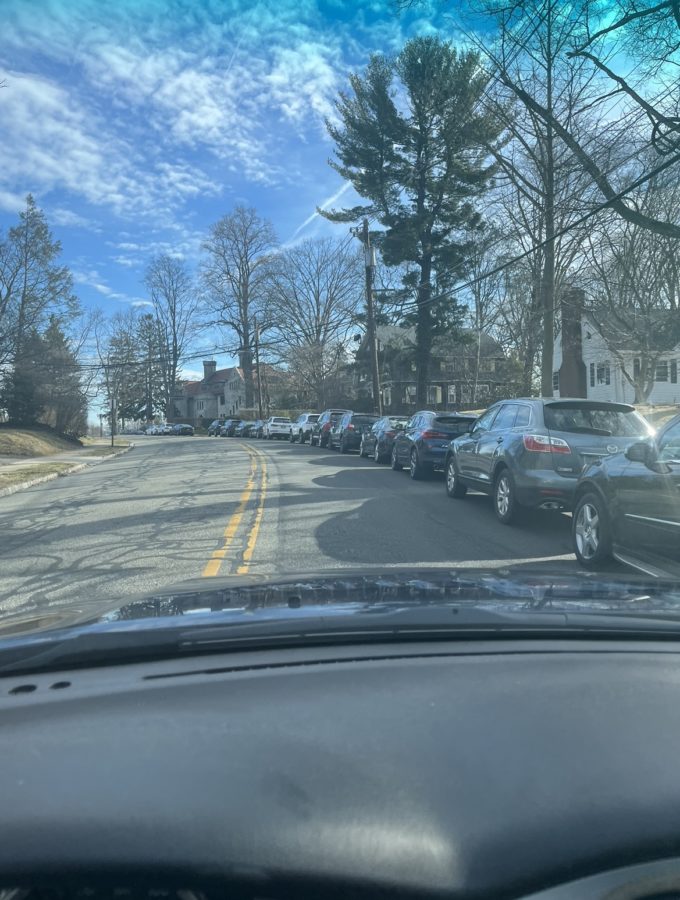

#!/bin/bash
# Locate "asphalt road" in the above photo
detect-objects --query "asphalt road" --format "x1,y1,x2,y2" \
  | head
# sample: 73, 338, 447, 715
0, 435, 591, 625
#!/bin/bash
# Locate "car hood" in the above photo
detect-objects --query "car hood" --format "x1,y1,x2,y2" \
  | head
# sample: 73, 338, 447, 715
2, 566, 680, 641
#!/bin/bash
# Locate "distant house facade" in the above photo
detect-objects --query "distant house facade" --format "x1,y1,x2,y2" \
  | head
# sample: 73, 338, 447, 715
553, 312, 680, 405
171, 360, 245, 425
356, 325, 514, 412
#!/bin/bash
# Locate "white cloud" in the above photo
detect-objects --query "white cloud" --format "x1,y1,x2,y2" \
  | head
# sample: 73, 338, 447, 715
290, 181, 352, 240
49, 208, 101, 230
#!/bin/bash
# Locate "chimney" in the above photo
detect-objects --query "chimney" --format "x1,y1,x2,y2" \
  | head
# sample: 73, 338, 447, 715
203, 360, 217, 381
558, 288, 587, 398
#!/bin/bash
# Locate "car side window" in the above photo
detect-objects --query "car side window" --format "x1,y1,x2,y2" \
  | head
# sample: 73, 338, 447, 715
472, 407, 499, 433
492, 404, 519, 430
659, 420, 680, 462
514, 405, 531, 427
406, 416, 418, 430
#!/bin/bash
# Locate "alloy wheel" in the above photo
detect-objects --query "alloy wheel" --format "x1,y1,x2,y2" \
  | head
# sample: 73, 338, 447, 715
574, 502, 600, 561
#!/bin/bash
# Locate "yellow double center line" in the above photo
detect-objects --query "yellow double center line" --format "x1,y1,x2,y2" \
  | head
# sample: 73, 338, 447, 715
202, 443, 268, 578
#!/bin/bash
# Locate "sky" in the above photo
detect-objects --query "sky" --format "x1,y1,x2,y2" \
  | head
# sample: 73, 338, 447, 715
0, 0, 451, 377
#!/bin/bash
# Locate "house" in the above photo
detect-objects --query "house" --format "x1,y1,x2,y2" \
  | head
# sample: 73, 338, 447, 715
553, 292, 680, 404
356, 325, 514, 412
171, 360, 245, 425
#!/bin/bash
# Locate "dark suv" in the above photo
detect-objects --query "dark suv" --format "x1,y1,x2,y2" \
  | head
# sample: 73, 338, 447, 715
445, 398, 652, 525
572, 413, 680, 576
207, 419, 223, 436
310, 409, 350, 448
329, 412, 380, 453
391, 411, 477, 479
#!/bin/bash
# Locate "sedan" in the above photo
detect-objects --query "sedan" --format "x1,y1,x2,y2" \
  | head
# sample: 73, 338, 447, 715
289, 413, 320, 443
360, 415, 409, 463
445, 398, 652, 524
207, 419, 223, 436
329, 412, 380, 453
572, 413, 680, 577
392, 411, 477, 480
172, 423, 194, 436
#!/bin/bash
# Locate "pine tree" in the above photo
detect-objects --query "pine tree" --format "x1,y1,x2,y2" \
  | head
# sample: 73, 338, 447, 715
323, 38, 504, 404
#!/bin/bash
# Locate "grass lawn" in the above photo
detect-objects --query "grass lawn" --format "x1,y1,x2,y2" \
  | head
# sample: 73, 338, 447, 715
0, 462, 79, 490
0, 428, 82, 457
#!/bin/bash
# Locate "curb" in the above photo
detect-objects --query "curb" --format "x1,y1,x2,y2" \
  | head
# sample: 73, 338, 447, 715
0, 442, 135, 499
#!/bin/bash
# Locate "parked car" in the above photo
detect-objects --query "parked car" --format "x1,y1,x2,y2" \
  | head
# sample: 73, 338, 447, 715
252, 420, 266, 439
329, 412, 381, 453
207, 419, 223, 436
289, 413, 320, 443
444, 398, 653, 525
159, 424, 173, 435
219, 418, 240, 436
310, 409, 350, 448
233, 420, 252, 437
392, 411, 477, 480
360, 415, 410, 463
570, 412, 680, 576
172, 423, 194, 436
240, 420, 261, 438
264, 417, 292, 440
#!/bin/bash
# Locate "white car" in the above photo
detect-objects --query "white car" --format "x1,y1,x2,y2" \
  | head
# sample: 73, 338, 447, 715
264, 417, 292, 440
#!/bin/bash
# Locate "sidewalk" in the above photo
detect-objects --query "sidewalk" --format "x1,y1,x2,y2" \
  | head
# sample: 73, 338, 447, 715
0, 441, 134, 497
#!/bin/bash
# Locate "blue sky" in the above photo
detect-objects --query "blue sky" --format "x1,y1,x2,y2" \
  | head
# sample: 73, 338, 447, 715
0, 0, 452, 374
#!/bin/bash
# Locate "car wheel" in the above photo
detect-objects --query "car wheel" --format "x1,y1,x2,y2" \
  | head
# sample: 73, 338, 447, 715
289, 431, 295, 443
409, 448, 427, 481
340, 437, 348, 454
445, 456, 467, 499
298, 430, 305, 444
391, 445, 403, 471
373, 443, 384, 464
573, 492, 612, 567
493, 468, 519, 525
359, 438, 367, 458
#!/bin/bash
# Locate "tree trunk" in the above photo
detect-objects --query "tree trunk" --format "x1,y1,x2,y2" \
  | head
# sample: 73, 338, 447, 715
415, 257, 433, 407
241, 349, 254, 408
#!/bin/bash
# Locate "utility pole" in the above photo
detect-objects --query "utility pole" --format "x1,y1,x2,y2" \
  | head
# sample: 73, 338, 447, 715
353, 219, 382, 414
254, 316, 263, 420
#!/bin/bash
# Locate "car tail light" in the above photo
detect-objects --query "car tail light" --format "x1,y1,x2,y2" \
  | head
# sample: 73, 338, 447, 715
385, 430, 396, 438
523, 433, 571, 454
421, 430, 447, 440
347, 424, 355, 430
323, 423, 331, 431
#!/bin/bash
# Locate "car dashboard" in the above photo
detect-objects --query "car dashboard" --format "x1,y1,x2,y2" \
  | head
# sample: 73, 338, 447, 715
2, 637, 680, 899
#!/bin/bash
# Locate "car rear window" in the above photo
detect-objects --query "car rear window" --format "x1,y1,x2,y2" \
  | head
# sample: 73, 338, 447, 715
544, 404, 648, 437
273, 418, 290, 423
434, 416, 475, 431
352, 415, 380, 424
308, 415, 320, 422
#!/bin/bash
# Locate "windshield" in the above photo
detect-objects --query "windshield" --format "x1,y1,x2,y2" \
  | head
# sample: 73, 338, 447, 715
544, 405, 650, 437
1, 0, 680, 652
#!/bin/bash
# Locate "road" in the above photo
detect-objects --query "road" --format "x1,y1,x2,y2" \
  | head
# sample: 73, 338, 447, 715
0, 435, 589, 625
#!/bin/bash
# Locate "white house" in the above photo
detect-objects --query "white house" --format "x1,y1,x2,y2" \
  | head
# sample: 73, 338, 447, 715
553, 312, 680, 404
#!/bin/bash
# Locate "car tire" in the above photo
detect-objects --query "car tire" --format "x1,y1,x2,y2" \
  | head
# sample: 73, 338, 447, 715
391, 445, 403, 471
493, 468, 519, 525
340, 437, 349, 454
374, 443, 384, 464
409, 448, 427, 481
359, 439, 368, 458
445, 456, 467, 499
289, 432, 295, 443
573, 492, 612, 567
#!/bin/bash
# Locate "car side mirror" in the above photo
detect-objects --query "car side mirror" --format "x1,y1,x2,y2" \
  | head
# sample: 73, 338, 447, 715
625, 440, 655, 464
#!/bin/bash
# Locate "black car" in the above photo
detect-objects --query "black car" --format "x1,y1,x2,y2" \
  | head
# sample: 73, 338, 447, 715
445, 398, 652, 524
571, 413, 680, 577
233, 420, 251, 437
172, 423, 194, 436
207, 419, 223, 436
329, 412, 380, 453
219, 418, 242, 437
241, 420, 262, 438
360, 415, 409, 463
310, 409, 350, 448
391, 411, 477, 479
289, 412, 320, 443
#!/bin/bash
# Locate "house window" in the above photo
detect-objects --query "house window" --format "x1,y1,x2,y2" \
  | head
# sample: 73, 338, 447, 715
552, 371, 559, 392
589, 363, 595, 387
405, 385, 416, 403
427, 385, 442, 405
596, 362, 611, 385
655, 361, 669, 382
477, 383, 491, 398
672, 361, 678, 384
219, 395, 225, 405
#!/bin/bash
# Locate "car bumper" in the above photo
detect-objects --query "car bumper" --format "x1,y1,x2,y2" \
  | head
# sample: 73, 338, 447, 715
420, 444, 449, 469
513, 469, 578, 509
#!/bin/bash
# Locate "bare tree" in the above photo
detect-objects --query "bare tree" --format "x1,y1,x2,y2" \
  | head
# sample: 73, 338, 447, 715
201, 207, 277, 408
266, 238, 363, 407
144, 254, 198, 419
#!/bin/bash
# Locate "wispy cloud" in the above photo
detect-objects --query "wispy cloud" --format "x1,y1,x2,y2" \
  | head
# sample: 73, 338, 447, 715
290, 181, 352, 241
